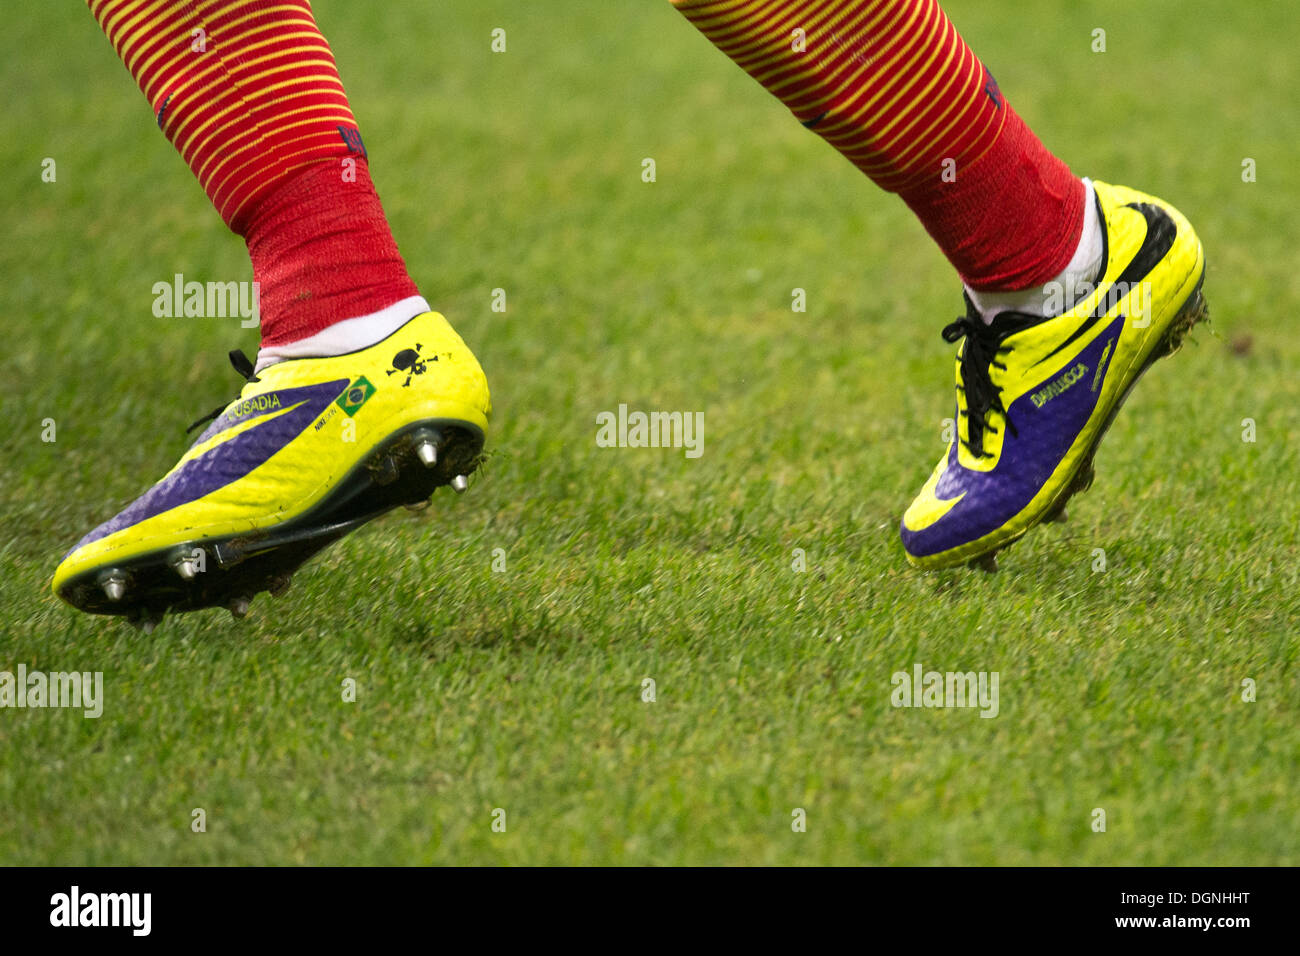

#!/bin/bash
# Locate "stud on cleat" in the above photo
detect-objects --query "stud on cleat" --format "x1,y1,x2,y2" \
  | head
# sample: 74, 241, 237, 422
228, 595, 252, 619
450, 474, 469, 494
170, 548, 200, 581
1073, 462, 1096, 495
100, 571, 127, 602
411, 428, 441, 469
1043, 505, 1068, 524
267, 574, 293, 598
128, 607, 164, 634
969, 552, 999, 574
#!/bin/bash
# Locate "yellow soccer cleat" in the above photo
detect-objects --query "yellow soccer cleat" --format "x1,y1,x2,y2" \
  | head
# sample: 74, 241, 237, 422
900, 180, 1208, 570
52, 311, 490, 626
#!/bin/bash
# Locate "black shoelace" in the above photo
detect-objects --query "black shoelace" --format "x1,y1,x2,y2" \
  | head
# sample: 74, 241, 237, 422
185, 349, 261, 435
941, 296, 1035, 459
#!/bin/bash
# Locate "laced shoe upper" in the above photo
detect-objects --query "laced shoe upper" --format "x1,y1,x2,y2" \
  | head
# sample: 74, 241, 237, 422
900, 179, 1205, 568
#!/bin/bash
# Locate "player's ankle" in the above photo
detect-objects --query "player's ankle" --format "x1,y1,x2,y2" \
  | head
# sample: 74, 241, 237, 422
242, 161, 420, 354
964, 178, 1104, 324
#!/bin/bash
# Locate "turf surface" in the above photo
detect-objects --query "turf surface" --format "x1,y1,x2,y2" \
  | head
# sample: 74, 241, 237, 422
2, 0, 1297, 864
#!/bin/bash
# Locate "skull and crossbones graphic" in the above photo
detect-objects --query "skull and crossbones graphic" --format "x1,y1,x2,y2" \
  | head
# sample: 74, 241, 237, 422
387, 343, 434, 387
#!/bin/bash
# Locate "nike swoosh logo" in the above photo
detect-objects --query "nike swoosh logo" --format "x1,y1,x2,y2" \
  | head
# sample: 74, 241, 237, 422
1033, 202, 1177, 368
902, 458, 966, 532
75, 379, 349, 549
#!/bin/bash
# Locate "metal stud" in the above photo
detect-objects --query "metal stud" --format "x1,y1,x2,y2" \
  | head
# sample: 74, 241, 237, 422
174, 556, 197, 580
228, 596, 252, 619
411, 428, 441, 469
129, 607, 164, 634
450, 474, 469, 494
268, 575, 292, 598
1073, 462, 1096, 494
101, 571, 127, 602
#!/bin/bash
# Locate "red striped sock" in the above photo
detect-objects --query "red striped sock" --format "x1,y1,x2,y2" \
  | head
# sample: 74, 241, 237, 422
88, 0, 418, 346
672, 0, 1085, 292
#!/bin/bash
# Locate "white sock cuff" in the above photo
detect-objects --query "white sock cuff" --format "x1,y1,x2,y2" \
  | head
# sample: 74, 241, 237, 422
254, 295, 431, 373
1064, 178, 1102, 282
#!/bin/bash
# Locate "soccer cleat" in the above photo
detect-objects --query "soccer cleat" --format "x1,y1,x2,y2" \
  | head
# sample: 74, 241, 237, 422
52, 310, 490, 622
900, 180, 1208, 570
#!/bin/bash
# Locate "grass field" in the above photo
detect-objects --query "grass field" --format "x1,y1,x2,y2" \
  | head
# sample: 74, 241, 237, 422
2, 0, 1297, 865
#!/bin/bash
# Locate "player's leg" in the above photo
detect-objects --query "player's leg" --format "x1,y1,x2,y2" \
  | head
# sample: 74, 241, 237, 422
671, 0, 1206, 569
54, 0, 490, 625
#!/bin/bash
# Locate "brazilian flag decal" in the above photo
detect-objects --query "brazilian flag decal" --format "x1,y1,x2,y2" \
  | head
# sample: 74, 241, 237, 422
336, 376, 377, 416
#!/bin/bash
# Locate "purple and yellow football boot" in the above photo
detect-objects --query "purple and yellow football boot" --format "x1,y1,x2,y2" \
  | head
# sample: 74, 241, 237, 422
900, 180, 1207, 570
52, 310, 490, 628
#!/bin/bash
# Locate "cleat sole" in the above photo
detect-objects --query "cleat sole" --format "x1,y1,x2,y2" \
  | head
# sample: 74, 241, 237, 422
57, 417, 484, 619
